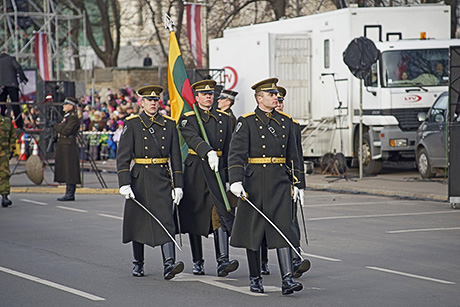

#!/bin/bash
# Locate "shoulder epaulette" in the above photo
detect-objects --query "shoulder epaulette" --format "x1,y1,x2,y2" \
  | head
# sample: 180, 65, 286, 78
293, 119, 299, 125
277, 111, 292, 119
125, 114, 140, 120
217, 109, 230, 116
242, 112, 255, 118
184, 111, 196, 117
162, 114, 175, 121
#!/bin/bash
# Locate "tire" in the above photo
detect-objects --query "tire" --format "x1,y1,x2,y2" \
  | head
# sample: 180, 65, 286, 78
416, 147, 435, 179
360, 132, 383, 175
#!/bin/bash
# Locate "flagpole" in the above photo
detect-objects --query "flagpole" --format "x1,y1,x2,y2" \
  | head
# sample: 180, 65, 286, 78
165, 15, 231, 212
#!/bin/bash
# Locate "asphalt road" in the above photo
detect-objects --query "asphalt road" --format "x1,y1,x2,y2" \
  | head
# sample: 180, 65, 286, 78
1, 191, 459, 307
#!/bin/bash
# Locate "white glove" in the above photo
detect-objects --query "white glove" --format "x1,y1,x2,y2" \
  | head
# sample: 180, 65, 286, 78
120, 185, 135, 200
299, 189, 305, 207
207, 150, 219, 172
293, 186, 300, 203
171, 187, 183, 205
230, 181, 246, 198
225, 182, 230, 192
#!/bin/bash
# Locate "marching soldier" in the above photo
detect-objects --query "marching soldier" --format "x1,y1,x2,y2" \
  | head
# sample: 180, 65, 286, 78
217, 89, 238, 129
178, 79, 238, 277
117, 85, 184, 280
0, 114, 16, 207
54, 97, 81, 201
275, 85, 311, 278
229, 78, 303, 295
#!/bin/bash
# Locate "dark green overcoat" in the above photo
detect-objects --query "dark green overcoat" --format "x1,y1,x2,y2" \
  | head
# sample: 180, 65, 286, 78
116, 112, 183, 248
178, 107, 234, 236
53, 111, 81, 184
229, 107, 301, 251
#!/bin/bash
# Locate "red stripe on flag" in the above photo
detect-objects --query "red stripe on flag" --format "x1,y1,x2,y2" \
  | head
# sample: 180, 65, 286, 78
34, 33, 50, 81
186, 4, 203, 68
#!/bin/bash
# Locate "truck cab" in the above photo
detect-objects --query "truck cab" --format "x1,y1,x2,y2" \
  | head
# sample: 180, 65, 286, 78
358, 39, 455, 173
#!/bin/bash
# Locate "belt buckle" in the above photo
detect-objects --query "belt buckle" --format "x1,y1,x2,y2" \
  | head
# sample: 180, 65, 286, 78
150, 158, 155, 164
271, 157, 276, 163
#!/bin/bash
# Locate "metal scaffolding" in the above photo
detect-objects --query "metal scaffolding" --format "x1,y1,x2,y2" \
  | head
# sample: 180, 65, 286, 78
0, 0, 86, 80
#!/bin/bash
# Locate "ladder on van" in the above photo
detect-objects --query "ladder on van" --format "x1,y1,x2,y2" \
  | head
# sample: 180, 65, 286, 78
301, 117, 336, 154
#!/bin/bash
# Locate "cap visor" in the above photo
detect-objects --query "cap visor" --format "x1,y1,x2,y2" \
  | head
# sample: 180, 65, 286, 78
264, 89, 279, 94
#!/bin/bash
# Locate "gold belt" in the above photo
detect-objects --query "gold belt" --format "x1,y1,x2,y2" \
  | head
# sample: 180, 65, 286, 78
188, 149, 222, 157
248, 157, 286, 164
134, 157, 169, 164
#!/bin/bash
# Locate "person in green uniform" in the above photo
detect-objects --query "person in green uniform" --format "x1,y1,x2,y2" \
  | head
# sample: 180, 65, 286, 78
117, 85, 184, 280
229, 78, 303, 295
0, 114, 16, 207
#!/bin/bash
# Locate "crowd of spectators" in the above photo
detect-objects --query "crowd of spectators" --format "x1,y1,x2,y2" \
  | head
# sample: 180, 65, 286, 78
18, 85, 172, 162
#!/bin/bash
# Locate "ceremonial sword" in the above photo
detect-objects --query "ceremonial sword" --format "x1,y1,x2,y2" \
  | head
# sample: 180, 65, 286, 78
241, 195, 303, 260
130, 196, 182, 251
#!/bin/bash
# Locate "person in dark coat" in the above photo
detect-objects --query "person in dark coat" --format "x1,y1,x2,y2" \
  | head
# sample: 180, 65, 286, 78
217, 89, 238, 129
117, 85, 184, 280
0, 51, 28, 129
53, 97, 81, 201
178, 79, 238, 277
143, 53, 152, 67
258, 86, 310, 278
228, 78, 304, 295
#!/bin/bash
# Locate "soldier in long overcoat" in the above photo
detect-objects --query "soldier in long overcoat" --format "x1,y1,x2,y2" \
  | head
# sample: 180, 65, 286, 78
273, 86, 311, 278
178, 80, 238, 277
117, 85, 184, 280
228, 78, 304, 295
54, 97, 81, 201
0, 115, 16, 207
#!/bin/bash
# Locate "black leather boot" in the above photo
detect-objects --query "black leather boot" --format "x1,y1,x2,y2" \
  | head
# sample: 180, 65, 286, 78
277, 247, 303, 295
189, 234, 205, 275
1, 195, 12, 207
249, 276, 264, 293
162, 242, 184, 280
57, 183, 75, 201
260, 240, 270, 275
132, 241, 144, 277
246, 249, 264, 293
214, 228, 239, 277
292, 246, 311, 278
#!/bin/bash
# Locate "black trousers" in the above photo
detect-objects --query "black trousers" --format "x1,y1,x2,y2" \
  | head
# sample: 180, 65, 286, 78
0, 86, 23, 129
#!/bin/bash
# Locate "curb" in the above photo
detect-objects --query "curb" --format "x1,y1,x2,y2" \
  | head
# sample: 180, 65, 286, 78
11, 187, 119, 195
307, 183, 448, 202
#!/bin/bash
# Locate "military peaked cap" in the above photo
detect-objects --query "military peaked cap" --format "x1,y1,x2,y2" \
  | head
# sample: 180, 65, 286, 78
137, 85, 163, 100
277, 86, 286, 101
192, 79, 216, 94
251, 77, 279, 93
63, 97, 78, 107
217, 89, 238, 101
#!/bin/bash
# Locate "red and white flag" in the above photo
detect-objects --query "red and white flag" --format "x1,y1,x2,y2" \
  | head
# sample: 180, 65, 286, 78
186, 4, 203, 68
34, 32, 50, 81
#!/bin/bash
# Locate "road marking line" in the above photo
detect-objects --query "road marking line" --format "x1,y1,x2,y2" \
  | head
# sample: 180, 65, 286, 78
387, 227, 460, 234
20, 199, 48, 206
173, 273, 271, 296
0, 266, 105, 301
301, 252, 341, 262
98, 213, 123, 220
56, 206, 88, 213
306, 200, 403, 207
309, 210, 460, 221
366, 266, 456, 285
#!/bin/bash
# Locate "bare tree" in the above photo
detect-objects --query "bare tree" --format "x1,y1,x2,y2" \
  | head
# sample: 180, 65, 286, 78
71, 0, 121, 67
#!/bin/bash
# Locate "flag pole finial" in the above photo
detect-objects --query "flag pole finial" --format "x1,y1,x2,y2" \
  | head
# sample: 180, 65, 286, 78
164, 14, 175, 32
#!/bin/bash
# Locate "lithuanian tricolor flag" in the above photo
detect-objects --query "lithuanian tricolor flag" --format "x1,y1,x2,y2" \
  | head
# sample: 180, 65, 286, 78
168, 31, 195, 122
168, 31, 195, 160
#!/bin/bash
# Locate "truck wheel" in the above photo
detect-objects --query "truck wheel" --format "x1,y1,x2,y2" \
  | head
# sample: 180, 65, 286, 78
361, 132, 382, 175
416, 148, 435, 179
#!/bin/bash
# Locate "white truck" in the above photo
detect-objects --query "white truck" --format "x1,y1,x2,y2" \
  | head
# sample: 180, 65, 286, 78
209, 4, 460, 174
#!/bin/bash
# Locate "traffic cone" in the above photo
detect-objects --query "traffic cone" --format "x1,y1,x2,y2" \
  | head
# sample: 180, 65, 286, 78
32, 138, 39, 156
19, 133, 27, 161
